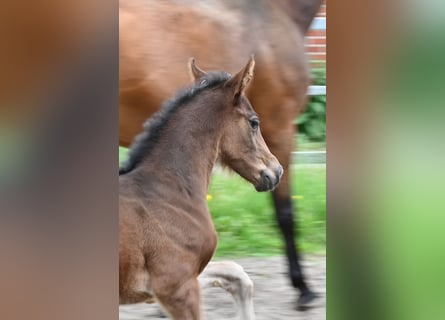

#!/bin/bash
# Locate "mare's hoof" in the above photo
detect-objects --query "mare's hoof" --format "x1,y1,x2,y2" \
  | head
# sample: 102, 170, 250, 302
297, 290, 318, 310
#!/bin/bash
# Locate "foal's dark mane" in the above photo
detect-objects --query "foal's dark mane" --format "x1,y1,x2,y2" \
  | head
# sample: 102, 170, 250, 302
119, 71, 231, 175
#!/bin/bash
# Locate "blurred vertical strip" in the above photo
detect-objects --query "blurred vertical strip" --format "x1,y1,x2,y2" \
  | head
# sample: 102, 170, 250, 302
0, 1, 118, 320
328, 0, 445, 319
366, 1, 445, 320
327, 0, 396, 319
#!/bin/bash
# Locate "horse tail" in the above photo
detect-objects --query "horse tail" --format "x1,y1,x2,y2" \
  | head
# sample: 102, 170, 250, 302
292, 0, 323, 34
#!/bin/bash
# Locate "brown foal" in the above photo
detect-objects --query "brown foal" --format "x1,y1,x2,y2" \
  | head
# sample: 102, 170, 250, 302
119, 57, 282, 319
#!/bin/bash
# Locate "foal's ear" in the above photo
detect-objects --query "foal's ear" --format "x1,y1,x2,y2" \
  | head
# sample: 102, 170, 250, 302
188, 57, 207, 82
225, 55, 255, 103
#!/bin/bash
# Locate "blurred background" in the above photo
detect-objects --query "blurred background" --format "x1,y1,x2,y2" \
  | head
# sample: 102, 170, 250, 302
2, 0, 445, 319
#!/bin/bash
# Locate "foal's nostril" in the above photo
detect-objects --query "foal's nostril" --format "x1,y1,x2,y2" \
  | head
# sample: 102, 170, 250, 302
276, 165, 284, 178
260, 168, 282, 191
260, 170, 273, 189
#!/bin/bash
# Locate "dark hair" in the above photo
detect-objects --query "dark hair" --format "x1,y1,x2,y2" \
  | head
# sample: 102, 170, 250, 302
119, 71, 231, 175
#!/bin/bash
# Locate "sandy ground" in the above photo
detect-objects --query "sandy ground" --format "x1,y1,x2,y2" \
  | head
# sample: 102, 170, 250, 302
119, 255, 326, 320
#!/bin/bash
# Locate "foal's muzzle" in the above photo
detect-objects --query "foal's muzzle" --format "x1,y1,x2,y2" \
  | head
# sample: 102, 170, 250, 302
255, 165, 283, 192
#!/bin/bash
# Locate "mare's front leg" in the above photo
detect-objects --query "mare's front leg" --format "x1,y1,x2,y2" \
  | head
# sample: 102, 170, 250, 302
153, 277, 202, 320
266, 125, 317, 309
198, 261, 255, 320
272, 190, 317, 308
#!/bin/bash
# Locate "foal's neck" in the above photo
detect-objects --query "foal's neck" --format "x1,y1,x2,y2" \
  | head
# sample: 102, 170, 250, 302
138, 92, 227, 200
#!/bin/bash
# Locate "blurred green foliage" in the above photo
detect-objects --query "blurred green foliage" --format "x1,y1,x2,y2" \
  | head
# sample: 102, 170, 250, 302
297, 68, 326, 142
328, 23, 445, 320
366, 28, 445, 320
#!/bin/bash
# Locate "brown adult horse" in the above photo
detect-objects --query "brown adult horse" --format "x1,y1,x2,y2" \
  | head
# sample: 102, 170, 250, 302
119, 57, 282, 319
119, 0, 322, 307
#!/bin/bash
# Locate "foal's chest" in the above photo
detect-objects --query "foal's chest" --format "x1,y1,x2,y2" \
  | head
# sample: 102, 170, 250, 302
173, 208, 218, 273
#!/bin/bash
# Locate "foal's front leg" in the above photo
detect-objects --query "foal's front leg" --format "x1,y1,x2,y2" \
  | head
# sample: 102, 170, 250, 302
154, 277, 202, 320
198, 261, 255, 320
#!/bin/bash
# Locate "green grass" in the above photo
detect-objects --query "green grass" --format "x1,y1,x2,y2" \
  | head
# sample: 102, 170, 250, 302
119, 146, 128, 164
296, 134, 326, 151
119, 147, 326, 258
208, 166, 325, 257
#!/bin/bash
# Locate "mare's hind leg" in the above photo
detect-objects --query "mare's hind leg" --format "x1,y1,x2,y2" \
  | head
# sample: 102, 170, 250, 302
265, 125, 317, 309
153, 277, 202, 320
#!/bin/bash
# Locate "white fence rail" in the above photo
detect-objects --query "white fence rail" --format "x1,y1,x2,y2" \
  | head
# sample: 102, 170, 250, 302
307, 85, 326, 96
291, 151, 326, 164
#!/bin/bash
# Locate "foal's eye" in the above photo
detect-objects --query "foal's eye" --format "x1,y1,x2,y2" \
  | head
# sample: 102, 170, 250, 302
249, 118, 260, 131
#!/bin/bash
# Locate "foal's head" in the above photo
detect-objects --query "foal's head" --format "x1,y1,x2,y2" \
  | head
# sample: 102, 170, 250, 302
189, 57, 283, 191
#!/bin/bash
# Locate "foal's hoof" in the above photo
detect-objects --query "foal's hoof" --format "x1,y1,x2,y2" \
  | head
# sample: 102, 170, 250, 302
297, 290, 318, 310
156, 307, 168, 318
